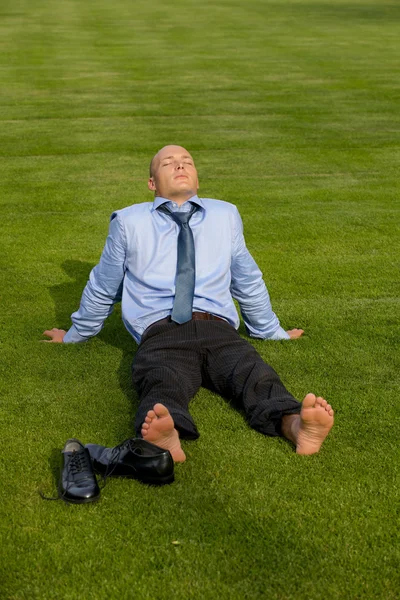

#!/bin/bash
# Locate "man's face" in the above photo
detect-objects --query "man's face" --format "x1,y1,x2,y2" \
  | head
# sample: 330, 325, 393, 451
148, 145, 199, 201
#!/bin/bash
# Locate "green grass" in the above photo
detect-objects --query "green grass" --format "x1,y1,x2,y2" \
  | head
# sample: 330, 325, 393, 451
1, 0, 399, 598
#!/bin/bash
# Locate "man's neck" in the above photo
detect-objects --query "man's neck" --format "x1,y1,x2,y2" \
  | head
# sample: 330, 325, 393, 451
158, 192, 196, 206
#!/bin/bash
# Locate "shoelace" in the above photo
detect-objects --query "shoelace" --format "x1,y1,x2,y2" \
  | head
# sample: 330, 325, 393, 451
100, 439, 141, 486
39, 449, 95, 501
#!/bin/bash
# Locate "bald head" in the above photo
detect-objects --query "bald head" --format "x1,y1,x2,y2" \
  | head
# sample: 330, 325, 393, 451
148, 145, 199, 205
149, 145, 191, 176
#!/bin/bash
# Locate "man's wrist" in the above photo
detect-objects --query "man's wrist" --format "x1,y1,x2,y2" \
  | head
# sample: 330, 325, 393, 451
63, 325, 90, 344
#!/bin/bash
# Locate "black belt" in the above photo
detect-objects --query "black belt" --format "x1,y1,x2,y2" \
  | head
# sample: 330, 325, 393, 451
143, 312, 226, 339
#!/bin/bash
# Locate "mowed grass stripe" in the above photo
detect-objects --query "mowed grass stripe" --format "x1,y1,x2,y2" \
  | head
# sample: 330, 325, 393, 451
1, 0, 399, 598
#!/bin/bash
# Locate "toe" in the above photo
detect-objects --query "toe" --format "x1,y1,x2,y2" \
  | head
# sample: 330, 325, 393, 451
316, 396, 327, 407
142, 423, 149, 430
302, 393, 317, 408
146, 410, 156, 420
154, 403, 170, 418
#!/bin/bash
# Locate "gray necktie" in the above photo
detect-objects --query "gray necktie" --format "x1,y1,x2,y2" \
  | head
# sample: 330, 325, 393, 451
158, 203, 198, 324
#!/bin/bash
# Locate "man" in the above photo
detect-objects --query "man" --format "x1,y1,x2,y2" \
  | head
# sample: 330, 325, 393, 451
44, 145, 334, 463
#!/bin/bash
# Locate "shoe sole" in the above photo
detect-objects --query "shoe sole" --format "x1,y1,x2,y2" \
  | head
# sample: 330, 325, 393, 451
136, 473, 175, 486
58, 488, 101, 504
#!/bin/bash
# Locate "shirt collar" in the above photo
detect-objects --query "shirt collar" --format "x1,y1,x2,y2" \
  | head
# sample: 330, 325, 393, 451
152, 195, 204, 211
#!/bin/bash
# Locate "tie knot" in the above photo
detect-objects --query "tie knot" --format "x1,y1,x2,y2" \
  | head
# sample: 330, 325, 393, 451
173, 211, 191, 225
158, 203, 197, 226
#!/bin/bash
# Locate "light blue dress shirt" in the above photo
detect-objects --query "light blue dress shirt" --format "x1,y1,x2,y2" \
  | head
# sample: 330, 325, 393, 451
63, 195, 290, 344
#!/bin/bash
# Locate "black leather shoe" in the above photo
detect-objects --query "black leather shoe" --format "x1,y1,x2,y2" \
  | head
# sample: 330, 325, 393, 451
86, 438, 174, 486
59, 439, 100, 504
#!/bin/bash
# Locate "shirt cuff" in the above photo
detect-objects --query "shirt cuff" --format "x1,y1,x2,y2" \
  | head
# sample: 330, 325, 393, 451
63, 325, 90, 344
269, 326, 290, 341
249, 325, 290, 341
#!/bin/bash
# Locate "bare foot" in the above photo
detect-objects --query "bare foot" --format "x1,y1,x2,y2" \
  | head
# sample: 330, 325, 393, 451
295, 393, 334, 455
141, 403, 186, 463
282, 393, 334, 455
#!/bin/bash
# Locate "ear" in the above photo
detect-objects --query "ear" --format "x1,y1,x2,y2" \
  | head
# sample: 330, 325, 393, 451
148, 177, 156, 191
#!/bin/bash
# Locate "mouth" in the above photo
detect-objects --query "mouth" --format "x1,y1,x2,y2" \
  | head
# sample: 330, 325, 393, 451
174, 175, 188, 180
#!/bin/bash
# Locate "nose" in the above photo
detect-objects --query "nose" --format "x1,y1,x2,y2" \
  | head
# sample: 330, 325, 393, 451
175, 160, 185, 170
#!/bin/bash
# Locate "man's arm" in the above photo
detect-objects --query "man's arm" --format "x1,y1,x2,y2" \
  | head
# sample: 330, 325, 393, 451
43, 214, 126, 343
230, 207, 303, 340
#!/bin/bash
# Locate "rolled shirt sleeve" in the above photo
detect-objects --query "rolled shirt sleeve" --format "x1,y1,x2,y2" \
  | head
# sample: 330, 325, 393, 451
63, 214, 126, 343
230, 208, 290, 341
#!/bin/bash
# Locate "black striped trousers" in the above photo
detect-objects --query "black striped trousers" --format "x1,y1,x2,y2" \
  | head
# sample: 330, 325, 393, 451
132, 319, 301, 439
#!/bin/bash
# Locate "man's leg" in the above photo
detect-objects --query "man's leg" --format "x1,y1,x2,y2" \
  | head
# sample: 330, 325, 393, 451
200, 321, 333, 454
132, 321, 202, 462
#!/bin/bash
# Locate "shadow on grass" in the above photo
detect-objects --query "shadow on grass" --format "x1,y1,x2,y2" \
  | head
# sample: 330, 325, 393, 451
49, 260, 139, 434
48, 447, 61, 489
38, 448, 61, 500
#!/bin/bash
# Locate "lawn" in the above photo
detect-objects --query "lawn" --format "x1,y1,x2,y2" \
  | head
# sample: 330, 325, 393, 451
0, 0, 399, 598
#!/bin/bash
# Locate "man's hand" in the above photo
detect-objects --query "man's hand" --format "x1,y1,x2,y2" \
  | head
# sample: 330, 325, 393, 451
43, 328, 67, 343
286, 328, 304, 339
